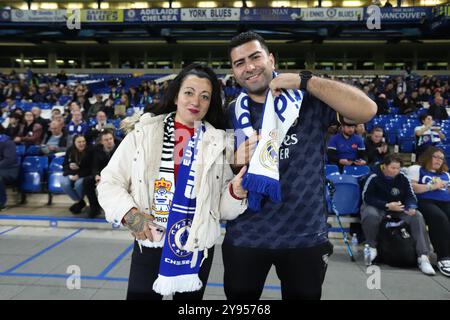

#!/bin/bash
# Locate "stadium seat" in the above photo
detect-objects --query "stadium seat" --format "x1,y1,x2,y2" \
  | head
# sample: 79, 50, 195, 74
325, 174, 361, 215
20, 157, 43, 193
325, 164, 340, 176
48, 172, 64, 194
49, 156, 64, 173
16, 145, 26, 157
343, 165, 370, 178
25, 145, 43, 156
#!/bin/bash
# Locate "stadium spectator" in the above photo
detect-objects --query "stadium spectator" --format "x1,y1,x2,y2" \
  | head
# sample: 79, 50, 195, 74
418, 86, 431, 103
33, 84, 51, 103
84, 130, 118, 218
223, 31, 376, 300
103, 96, 115, 119
77, 95, 91, 118
140, 90, 153, 106
0, 130, 19, 211
65, 110, 88, 148
376, 93, 390, 115
85, 111, 112, 145
58, 87, 72, 106
365, 127, 389, 167
31, 106, 49, 134
356, 123, 367, 139
361, 154, 435, 275
327, 121, 367, 169
4, 113, 22, 139
407, 146, 450, 277
128, 87, 139, 106
61, 135, 91, 214
86, 94, 105, 119
428, 96, 448, 121
98, 63, 247, 300
415, 114, 445, 158
114, 94, 129, 119
14, 111, 44, 146
41, 120, 68, 155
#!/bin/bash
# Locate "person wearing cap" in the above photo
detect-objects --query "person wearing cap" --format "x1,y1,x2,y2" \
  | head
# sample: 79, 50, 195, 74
327, 117, 368, 170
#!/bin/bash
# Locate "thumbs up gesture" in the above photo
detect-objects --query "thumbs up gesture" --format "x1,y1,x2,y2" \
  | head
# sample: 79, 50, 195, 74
231, 165, 248, 199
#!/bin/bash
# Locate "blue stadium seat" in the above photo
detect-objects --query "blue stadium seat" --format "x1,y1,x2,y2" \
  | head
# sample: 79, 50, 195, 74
325, 164, 340, 176
326, 174, 361, 215
126, 108, 135, 117
20, 157, 43, 193
16, 145, 26, 157
49, 156, 64, 173
25, 145, 43, 156
48, 172, 64, 194
343, 165, 370, 178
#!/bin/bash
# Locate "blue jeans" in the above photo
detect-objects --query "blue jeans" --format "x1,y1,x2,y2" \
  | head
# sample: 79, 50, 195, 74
60, 175, 85, 202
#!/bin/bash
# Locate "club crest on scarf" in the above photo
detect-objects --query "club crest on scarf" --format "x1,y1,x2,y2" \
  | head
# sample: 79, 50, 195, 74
152, 178, 173, 215
169, 218, 193, 258
259, 129, 279, 172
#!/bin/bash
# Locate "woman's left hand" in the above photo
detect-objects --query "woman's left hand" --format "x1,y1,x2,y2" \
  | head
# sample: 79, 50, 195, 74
231, 166, 248, 199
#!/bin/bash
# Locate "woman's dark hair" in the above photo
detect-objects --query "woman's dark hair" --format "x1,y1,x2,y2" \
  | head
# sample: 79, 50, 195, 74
418, 146, 448, 174
419, 113, 431, 124
152, 63, 225, 130
383, 153, 403, 167
70, 135, 87, 164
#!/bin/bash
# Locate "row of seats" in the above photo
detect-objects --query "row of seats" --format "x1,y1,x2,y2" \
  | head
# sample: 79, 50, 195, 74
20, 155, 64, 194
325, 164, 371, 178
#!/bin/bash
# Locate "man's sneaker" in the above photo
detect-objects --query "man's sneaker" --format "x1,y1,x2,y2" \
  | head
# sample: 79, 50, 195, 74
369, 247, 378, 263
437, 259, 450, 277
418, 255, 436, 275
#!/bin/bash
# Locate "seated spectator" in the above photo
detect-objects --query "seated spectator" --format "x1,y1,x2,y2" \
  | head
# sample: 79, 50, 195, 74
58, 87, 72, 106
361, 154, 435, 275
5, 113, 22, 140
0, 130, 19, 210
128, 87, 140, 106
407, 146, 450, 277
64, 102, 82, 124
41, 120, 68, 155
103, 96, 115, 119
140, 90, 153, 106
428, 96, 448, 121
77, 95, 91, 118
84, 130, 118, 218
327, 120, 367, 170
85, 111, 112, 145
396, 92, 417, 115
356, 123, 367, 139
61, 135, 92, 214
418, 86, 431, 103
66, 110, 88, 137
32, 84, 51, 103
14, 111, 44, 146
86, 94, 105, 119
31, 106, 49, 134
114, 94, 129, 119
375, 93, 390, 115
415, 114, 445, 158
365, 127, 389, 167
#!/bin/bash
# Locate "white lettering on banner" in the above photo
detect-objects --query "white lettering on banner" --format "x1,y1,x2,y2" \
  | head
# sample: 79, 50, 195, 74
181, 8, 240, 21
164, 258, 191, 266
139, 9, 178, 15
301, 8, 363, 21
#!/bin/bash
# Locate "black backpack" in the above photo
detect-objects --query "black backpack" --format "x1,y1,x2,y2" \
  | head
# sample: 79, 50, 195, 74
377, 218, 417, 268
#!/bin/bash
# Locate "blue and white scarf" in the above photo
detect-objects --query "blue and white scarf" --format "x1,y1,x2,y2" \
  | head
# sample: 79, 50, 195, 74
152, 113, 205, 296
232, 83, 304, 211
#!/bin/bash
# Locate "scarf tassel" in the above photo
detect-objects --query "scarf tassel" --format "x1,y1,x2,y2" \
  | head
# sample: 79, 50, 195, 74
243, 173, 282, 211
153, 274, 203, 296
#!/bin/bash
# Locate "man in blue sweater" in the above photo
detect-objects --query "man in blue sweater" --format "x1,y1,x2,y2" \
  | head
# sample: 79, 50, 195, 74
0, 131, 19, 210
361, 153, 435, 275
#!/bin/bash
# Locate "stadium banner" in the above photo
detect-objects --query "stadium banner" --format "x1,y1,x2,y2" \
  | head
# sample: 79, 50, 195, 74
11, 10, 67, 22
180, 8, 240, 21
0, 9, 11, 22
240, 7, 301, 22
124, 9, 180, 22
81, 10, 124, 23
299, 8, 363, 21
364, 6, 431, 22
432, 4, 450, 18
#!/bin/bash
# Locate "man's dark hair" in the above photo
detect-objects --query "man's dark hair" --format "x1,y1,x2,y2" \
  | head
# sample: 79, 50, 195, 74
228, 31, 269, 59
383, 153, 403, 167
99, 129, 114, 139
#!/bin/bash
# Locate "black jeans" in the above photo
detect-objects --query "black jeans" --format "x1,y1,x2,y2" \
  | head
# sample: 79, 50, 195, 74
126, 241, 215, 300
222, 240, 333, 300
83, 175, 100, 213
0, 168, 19, 206
418, 199, 450, 260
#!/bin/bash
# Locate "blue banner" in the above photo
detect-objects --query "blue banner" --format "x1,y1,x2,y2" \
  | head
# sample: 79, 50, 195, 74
124, 8, 180, 22
364, 6, 431, 22
240, 7, 301, 22
0, 9, 11, 22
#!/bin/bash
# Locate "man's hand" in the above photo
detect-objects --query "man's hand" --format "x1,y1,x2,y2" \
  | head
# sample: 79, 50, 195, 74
123, 209, 155, 242
387, 201, 405, 212
339, 159, 353, 166
231, 166, 248, 199
269, 73, 301, 97
234, 133, 259, 167
354, 159, 367, 166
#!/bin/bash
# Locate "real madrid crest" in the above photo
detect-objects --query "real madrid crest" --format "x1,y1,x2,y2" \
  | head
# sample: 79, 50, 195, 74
259, 129, 279, 172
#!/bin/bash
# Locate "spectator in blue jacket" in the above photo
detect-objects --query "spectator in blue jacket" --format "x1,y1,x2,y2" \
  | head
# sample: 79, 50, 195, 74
0, 130, 19, 210
361, 153, 435, 275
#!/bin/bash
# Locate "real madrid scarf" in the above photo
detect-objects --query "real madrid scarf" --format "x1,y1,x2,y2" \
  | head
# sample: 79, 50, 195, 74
152, 112, 205, 296
232, 82, 304, 211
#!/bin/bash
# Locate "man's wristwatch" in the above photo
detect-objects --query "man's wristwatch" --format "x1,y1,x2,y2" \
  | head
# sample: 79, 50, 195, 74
299, 70, 313, 91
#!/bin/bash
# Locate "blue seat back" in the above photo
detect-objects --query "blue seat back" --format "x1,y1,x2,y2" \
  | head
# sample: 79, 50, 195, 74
326, 174, 361, 215
48, 172, 64, 193
343, 165, 370, 178
325, 164, 340, 176
49, 156, 64, 173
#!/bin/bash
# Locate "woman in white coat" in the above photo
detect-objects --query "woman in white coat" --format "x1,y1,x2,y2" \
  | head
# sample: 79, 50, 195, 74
97, 63, 247, 300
